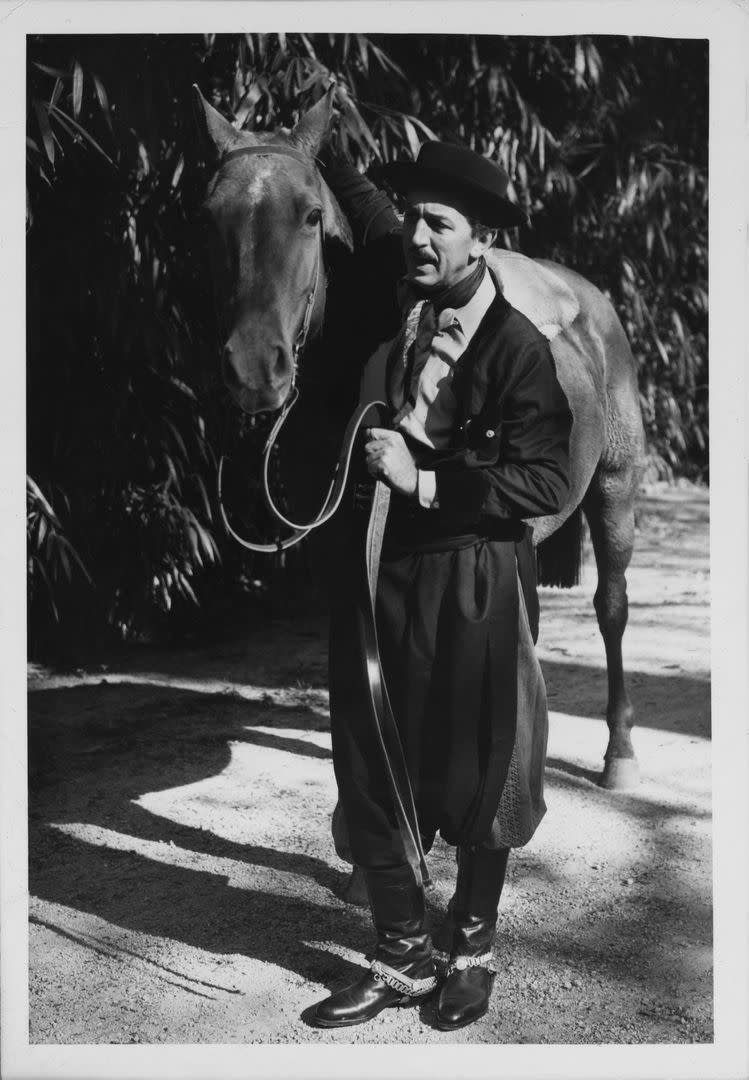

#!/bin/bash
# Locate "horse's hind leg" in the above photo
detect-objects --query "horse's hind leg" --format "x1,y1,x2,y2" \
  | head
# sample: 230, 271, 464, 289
583, 462, 639, 790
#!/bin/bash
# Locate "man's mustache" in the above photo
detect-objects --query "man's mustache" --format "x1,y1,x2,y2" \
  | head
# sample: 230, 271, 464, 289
407, 249, 437, 264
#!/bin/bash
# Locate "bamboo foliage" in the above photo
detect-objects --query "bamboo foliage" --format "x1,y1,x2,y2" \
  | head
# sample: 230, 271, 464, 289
27, 476, 92, 624
26, 33, 707, 648
376, 36, 707, 475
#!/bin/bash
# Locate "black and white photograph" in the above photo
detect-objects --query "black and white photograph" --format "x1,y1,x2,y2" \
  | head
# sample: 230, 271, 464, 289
1, 2, 748, 1078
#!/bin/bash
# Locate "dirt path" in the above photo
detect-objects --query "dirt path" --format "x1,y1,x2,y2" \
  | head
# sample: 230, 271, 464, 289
27, 483, 711, 1045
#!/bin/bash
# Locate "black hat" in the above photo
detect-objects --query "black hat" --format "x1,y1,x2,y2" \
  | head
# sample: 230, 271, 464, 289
382, 140, 526, 229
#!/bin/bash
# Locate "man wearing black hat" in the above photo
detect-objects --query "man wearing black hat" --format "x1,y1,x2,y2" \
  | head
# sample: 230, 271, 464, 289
314, 141, 573, 1030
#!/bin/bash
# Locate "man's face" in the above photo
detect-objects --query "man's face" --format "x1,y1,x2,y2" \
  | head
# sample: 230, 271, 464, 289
402, 188, 486, 292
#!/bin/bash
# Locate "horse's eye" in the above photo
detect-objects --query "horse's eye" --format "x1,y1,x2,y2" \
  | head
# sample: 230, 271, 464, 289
306, 208, 323, 227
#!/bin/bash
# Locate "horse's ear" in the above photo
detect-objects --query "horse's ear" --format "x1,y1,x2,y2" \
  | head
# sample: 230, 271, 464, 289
289, 84, 336, 158
192, 84, 252, 159
291, 85, 352, 248
320, 177, 353, 251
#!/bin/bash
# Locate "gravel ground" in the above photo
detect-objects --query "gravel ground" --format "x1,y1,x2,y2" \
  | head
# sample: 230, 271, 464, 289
26, 483, 711, 1048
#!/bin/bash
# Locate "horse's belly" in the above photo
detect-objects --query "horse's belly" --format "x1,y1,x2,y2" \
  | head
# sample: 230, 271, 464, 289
527, 331, 607, 544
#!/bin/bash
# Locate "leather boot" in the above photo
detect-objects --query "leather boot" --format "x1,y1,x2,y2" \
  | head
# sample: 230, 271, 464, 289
435, 845, 509, 1031
313, 864, 436, 1028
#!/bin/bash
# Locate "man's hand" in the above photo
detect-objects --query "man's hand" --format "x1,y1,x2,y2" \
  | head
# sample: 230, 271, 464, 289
364, 428, 418, 497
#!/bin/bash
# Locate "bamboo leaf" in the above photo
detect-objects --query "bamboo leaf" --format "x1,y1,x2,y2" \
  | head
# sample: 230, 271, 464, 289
401, 116, 421, 160
235, 82, 262, 128
170, 154, 185, 189
72, 60, 84, 118
48, 104, 113, 163
168, 376, 196, 401
164, 418, 188, 460
32, 61, 68, 78
58, 535, 93, 584
195, 474, 212, 519
578, 42, 591, 81
91, 73, 112, 130
671, 310, 686, 343
196, 522, 218, 562
283, 57, 298, 100
356, 35, 369, 76
179, 573, 198, 605
33, 101, 55, 166
299, 34, 316, 59
27, 476, 59, 523
57, 543, 71, 581
370, 45, 406, 80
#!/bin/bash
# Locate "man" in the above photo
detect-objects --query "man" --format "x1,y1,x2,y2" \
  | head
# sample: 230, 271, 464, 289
314, 140, 573, 1030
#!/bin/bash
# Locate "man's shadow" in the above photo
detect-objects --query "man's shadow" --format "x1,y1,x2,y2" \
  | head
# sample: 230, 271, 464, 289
28, 682, 370, 991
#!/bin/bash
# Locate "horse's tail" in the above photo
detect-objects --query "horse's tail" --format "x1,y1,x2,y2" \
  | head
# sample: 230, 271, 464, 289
536, 506, 584, 588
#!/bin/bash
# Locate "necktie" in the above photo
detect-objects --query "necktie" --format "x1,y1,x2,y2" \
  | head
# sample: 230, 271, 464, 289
395, 306, 468, 447
386, 299, 426, 415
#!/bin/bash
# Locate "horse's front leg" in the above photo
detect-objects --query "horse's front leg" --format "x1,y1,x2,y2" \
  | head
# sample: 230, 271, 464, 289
583, 464, 639, 790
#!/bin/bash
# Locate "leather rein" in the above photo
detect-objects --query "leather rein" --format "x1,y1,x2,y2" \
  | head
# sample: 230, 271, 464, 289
213, 140, 430, 889
216, 142, 387, 554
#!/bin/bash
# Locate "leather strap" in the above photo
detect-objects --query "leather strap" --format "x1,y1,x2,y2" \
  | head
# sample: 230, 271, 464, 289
370, 959, 437, 995
446, 952, 494, 975
221, 143, 312, 168
219, 398, 430, 884
217, 394, 385, 553
362, 479, 431, 888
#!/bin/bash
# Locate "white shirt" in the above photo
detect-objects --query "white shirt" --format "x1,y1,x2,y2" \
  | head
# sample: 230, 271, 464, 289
359, 268, 497, 507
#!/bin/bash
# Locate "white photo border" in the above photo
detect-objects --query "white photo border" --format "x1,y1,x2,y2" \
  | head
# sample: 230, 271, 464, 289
2, 3, 747, 1078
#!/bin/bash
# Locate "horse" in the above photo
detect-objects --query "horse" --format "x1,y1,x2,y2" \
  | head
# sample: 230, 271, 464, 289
192, 85, 645, 881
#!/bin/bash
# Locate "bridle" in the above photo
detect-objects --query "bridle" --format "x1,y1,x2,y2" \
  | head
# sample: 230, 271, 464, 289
216, 141, 387, 555
218, 145, 325, 397
212, 139, 429, 889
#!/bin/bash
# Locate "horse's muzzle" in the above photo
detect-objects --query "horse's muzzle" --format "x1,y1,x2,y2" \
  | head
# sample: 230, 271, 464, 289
222, 343, 289, 415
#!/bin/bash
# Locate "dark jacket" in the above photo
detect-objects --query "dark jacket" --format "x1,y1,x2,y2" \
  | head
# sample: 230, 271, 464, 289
418, 272, 573, 527
323, 160, 573, 534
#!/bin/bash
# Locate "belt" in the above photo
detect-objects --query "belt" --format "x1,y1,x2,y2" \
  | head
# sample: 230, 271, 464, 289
355, 484, 525, 551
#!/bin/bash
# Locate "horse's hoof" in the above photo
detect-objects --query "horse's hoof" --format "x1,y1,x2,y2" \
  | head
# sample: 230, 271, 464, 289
598, 756, 640, 790
340, 867, 369, 907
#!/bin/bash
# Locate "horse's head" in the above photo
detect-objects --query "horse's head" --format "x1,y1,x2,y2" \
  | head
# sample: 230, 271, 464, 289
193, 85, 352, 414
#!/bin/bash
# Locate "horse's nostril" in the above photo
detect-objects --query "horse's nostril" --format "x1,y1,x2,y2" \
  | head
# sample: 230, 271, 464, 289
222, 344, 238, 385
274, 347, 293, 381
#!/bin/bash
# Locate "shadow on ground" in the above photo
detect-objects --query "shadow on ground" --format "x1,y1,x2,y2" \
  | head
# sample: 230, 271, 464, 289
541, 660, 710, 739
29, 676, 710, 1004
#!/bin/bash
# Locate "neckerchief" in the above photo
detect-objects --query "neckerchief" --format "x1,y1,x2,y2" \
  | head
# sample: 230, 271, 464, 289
388, 258, 488, 414
396, 255, 488, 315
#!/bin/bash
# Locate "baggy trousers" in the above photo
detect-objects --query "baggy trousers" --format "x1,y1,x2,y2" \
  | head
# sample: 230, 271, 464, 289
328, 521, 548, 871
